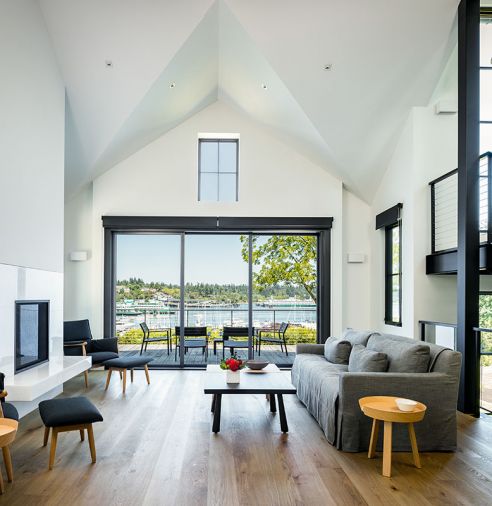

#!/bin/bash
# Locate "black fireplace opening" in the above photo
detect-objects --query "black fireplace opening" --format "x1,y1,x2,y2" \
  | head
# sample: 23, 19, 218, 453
15, 300, 49, 373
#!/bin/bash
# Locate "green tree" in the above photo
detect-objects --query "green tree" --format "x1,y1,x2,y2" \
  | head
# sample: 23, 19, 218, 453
240, 235, 317, 303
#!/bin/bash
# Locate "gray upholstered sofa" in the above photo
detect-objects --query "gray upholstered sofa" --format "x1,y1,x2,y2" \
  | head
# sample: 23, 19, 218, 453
291, 329, 461, 452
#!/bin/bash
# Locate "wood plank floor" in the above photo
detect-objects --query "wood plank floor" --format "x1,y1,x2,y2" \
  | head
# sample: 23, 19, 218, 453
1, 370, 492, 506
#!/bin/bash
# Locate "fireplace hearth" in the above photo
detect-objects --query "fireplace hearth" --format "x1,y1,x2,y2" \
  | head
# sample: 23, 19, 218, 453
15, 300, 49, 373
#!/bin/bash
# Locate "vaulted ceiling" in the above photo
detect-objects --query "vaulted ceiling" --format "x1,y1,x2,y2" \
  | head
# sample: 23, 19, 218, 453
39, 0, 459, 201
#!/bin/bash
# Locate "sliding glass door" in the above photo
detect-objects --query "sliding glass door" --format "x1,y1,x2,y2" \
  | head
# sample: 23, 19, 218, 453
105, 216, 330, 369
251, 235, 317, 366
115, 234, 181, 366
183, 234, 249, 366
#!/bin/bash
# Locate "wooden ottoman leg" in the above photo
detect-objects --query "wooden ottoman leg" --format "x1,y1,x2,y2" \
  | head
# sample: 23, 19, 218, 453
105, 369, 113, 390
408, 423, 421, 469
43, 427, 50, 446
122, 369, 127, 394
119, 371, 123, 380
368, 419, 379, 459
144, 364, 150, 385
382, 421, 392, 478
87, 424, 96, 463
49, 429, 58, 470
0, 465, 4, 494
80, 429, 85, 442
84, 370, 89, 388
131, 369, 134, 383
2, 447, 13, 482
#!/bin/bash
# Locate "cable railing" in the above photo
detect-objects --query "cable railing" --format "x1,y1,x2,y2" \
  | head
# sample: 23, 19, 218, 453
116, 306, 317, 334
429, 152, 492, 254
420, 321, 492, 412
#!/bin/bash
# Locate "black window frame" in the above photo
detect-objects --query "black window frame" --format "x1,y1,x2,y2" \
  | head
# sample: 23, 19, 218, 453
384, 220, 402, 327
198, 138, 239, 202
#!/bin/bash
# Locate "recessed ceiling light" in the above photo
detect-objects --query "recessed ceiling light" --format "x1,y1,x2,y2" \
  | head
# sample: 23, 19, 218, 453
105, 60, 113, 68
261, 83, 268, 90
323, 64, 333, 71
170, 82, 176, 88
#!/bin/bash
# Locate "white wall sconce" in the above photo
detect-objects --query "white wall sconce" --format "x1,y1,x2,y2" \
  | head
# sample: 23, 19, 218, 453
69, 251, 88, 262
347, 253, 365, 264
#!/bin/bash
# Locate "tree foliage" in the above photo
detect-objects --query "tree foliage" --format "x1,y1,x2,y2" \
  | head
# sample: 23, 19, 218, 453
240, 235, 317, 303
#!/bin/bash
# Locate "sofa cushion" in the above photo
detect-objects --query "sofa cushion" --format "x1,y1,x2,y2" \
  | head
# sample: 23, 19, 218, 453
367, 334, 430, 373
324, 337, 351, 364
348, 344, 388, 372
341, 329, 378, 347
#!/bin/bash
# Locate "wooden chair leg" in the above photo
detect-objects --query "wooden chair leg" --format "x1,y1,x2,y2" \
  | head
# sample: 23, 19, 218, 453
87, 424, 96, 463
130, 369, 134, 383
84, 370, 89, 388
144, 364, 150, 385
2, 447, 13, 482
368, 419, 379, 459
49, 429, 58, 470
43, 426, 50, 446
80, 429, 85, 442
119, 371, 123, 380
0, 463, 4, 494
105, 369, 113, 390
122, 369, 127, 394
382, 421, 392, 478
408, 423, 421, 469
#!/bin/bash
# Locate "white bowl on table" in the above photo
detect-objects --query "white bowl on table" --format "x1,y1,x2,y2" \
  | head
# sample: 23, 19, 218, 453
395, 398, 417, 412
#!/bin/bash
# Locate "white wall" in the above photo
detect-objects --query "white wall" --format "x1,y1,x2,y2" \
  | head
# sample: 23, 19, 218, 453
0, 1, 65, 415
64, 184, 93, 320
0, 0, 65, 273
64, 100, 372, 338
370, 46, 458, 338
342, 189, 372, 329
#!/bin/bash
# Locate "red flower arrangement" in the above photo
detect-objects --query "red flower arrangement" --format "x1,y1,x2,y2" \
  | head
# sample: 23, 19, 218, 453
220, 355, 245, 372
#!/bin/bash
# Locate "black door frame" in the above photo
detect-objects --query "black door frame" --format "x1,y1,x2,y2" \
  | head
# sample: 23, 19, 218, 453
102, 216, 332, 367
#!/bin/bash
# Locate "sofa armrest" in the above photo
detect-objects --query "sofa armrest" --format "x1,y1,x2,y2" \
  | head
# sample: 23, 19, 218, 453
337, 372, 460, 452
87, 337, 118, 354
339, 371, 459, 416
296, 343, 324, 355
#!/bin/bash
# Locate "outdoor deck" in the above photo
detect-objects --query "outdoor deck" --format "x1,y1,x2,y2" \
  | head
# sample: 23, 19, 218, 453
119, 343, 296, 366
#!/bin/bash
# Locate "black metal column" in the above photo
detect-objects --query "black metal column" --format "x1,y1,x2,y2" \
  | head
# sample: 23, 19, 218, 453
457, 0, 480, 415
103, 229, 116, 338
248, 234, 253, 360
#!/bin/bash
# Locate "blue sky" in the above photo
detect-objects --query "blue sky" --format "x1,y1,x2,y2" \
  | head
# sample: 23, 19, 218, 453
116, 234, 249, 284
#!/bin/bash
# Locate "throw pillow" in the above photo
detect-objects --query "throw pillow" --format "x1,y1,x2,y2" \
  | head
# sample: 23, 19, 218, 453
342, 329, 379, 347
324, 336, 352, 364
366, 337, 430, 373
348, 344, 388, 373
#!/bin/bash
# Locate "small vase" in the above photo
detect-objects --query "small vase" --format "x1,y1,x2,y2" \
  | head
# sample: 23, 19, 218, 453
226, 369, 240, 384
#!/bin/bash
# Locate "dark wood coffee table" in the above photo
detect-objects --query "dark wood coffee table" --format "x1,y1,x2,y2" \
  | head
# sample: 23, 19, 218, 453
204, 364, 296, 433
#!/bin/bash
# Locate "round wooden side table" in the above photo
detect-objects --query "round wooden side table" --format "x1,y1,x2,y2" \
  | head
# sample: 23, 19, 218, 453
359, 396, 427, 478
0, 418, 18, 494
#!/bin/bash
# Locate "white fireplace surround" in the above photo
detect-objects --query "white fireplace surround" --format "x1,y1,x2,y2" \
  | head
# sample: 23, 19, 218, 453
0, 262, 90, 416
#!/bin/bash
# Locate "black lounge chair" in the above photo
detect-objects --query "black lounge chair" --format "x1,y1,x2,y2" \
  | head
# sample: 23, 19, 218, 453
0, 373, 18, 421
64, 319, 119, 387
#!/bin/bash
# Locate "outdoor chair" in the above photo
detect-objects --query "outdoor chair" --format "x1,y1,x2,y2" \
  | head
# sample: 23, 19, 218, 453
139, 322, 171, 355
0, 373, 18, 421
257, 322, 290, 356
174, 327, 210, 360
64, 319, 119, 387
218, 327, 254, 359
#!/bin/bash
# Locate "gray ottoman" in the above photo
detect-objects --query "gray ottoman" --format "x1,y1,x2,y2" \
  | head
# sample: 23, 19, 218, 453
103, 356, 153, 393
38, 396, 103, 470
